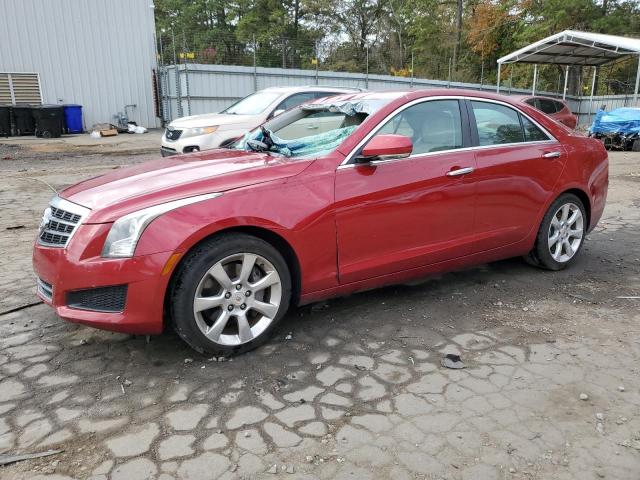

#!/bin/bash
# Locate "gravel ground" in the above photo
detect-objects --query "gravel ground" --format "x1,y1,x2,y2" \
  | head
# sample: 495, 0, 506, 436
0, 146, 639, 480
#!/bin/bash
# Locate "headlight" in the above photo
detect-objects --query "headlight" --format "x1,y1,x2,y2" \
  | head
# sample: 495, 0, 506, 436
101, 193, 222, 258
180, 125, 219, 139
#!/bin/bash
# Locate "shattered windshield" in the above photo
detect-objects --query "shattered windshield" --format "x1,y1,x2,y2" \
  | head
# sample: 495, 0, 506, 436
235, 98, 393, 158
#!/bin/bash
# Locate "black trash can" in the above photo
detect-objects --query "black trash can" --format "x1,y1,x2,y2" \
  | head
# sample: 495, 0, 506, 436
0, 105, 10, 137
12, 104, 36, 135
33, 105, 64, 138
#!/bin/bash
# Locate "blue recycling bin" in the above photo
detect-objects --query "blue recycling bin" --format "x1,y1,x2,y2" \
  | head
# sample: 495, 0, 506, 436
63, 104, 83, 133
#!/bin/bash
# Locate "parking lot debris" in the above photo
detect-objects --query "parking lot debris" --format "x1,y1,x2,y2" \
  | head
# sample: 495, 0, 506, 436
6, 225, 25, 230
579, 393, 589, 401
184, 358, 193, 364
267, 464, 278, 474
0, 449, 62, 466
128, 123, 148, 134
441, 353, 465, 369
618, 385, 625, 392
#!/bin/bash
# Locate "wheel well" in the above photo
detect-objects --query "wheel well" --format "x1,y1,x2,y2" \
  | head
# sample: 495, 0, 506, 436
563, 188, 591, 229
165, 226, 302, 316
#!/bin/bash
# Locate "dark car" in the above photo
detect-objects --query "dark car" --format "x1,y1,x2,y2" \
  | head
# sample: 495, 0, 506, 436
514, 95, 577, 129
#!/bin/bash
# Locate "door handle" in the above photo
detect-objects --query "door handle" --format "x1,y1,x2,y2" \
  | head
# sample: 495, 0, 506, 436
307, 125, 319, 130
542, 151, 562, 159
446, 167, 474, 177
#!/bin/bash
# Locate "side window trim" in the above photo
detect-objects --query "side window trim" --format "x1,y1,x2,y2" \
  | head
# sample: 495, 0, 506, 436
339, 96, 559, 168
458, 99, 473, 149
463, 99, 479, 147
465, 98, 556, 148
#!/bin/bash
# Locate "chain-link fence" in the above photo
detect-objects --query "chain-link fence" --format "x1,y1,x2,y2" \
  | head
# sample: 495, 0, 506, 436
154, 31, 640, 126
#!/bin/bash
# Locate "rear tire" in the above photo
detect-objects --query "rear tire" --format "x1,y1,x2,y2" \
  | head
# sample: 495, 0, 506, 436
525, 193, 586, 271
632, 139, 640, 152
169, 233, 292, 356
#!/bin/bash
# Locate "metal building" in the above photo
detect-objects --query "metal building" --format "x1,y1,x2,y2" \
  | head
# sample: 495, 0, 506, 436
0, 0, 159, 130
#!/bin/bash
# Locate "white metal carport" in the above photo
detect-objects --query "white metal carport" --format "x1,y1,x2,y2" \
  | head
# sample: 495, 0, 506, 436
496, 30, 640, 109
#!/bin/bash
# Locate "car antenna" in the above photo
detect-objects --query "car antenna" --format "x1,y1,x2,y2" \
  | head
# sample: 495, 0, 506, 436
24, 177, 58, 195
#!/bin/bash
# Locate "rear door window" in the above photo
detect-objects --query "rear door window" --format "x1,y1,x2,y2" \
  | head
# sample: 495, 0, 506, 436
520, 115, 550, 142
470, 101, 524, 146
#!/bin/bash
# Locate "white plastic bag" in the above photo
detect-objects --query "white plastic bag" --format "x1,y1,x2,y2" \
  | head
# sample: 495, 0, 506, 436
90, 131, 101, 139
127, 124, 148, 134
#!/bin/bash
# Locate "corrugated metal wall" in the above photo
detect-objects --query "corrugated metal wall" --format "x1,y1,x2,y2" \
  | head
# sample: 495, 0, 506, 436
160, 63, 635, 126
0, 0, 159, 129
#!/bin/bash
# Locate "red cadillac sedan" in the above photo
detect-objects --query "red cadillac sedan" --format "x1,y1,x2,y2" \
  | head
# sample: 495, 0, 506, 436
33, 89, 608, 355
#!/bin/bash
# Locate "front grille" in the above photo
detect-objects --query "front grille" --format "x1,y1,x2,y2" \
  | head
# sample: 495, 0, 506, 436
37, 197, 90, 248
165, 128, 182, 141
37, 278, 53, 301
50, 207, 81, 223
67, 285, 128, 313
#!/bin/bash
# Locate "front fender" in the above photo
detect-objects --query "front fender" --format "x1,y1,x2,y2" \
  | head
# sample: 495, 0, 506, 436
134, 172, 339, 295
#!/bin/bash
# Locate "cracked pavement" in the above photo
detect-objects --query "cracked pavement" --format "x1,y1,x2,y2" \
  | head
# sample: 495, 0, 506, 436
0, 146, 639, 479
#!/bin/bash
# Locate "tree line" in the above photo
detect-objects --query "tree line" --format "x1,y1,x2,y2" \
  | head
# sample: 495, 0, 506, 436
155, 0, 640, 95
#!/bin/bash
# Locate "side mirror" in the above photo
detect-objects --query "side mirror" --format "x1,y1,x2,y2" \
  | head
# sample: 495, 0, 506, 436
272, 109, 285, 118
356, 134, 413, 163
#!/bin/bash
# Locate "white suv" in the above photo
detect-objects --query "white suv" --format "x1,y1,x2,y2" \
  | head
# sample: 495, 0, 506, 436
161, 86, 361, 156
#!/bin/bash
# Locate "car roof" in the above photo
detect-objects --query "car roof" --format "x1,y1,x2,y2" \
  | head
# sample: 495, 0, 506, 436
309, 88, 545, 107
309, 90, 408, 103
261, 85, 363, 94
511, 94, 567, 103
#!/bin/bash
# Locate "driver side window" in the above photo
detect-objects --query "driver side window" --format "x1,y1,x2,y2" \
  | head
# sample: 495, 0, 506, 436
375, 100, 463, 155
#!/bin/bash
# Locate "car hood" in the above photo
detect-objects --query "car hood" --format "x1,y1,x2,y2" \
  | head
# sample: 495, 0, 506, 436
169, 113, 262, 129
61, 150, 313, 223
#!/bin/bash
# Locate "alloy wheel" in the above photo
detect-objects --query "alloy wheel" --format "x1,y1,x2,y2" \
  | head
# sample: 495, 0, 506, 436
192, 253, 282, 346
548, 202, 584, 263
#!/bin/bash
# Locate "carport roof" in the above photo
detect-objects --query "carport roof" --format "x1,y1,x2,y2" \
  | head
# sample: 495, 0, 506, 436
497, 30, 640, 66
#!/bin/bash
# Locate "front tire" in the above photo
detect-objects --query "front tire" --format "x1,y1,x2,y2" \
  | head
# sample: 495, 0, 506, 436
169, 233, 292, 356
526, 193, 586, 271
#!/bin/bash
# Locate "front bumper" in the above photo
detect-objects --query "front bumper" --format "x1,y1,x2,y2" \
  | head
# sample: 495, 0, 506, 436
161, 146, 178, 157
161, 131, 225, 156
33, 240, 174, 334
